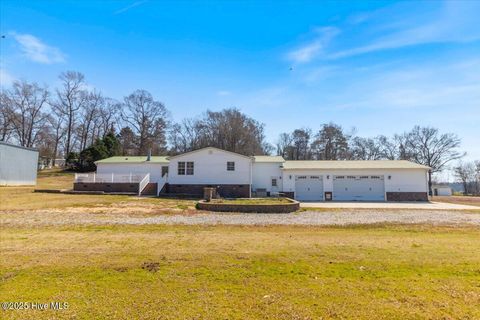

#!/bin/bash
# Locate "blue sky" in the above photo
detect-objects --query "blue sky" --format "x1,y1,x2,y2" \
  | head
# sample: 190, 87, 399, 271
1, 0, 479, 168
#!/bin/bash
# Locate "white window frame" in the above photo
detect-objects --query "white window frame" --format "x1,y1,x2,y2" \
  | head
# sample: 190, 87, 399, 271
271, 178, 278, 187
186, 162, 194, 175
178, 162, 185, 175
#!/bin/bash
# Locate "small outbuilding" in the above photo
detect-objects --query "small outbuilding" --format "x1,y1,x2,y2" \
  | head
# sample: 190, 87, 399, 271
0, 141, 39, 186
432, 184, 453, 196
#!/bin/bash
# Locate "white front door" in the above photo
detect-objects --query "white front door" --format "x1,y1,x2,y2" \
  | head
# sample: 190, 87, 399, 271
333, 175, 385, 201
295, 175, 324, 201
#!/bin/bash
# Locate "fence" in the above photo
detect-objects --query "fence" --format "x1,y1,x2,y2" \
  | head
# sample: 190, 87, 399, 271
74, 173, 149, 184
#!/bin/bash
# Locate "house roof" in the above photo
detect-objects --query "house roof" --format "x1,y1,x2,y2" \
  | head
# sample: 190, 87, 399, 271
282, 160, 430, 170
167, 147, 252, 160
253, 155, 285, 163
95, 156, 169, 164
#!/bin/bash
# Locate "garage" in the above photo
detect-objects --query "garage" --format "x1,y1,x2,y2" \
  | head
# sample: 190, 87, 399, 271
295, 175, 324, 201
333, 175, 385, 201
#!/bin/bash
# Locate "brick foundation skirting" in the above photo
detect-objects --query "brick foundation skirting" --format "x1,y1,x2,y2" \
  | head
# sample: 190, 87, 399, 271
166, 184, 250, 198
386, 192, 428, 201
74, 182, 139, 193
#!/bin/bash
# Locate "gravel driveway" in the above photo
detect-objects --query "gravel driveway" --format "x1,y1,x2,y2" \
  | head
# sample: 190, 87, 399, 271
2, 209, 480, 227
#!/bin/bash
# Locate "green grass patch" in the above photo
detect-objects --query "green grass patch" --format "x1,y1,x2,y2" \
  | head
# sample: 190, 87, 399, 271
1, 224, 480, 319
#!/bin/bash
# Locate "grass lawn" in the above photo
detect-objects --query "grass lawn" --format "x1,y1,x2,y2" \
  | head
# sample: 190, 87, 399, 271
1, 224, 480, 319
432, 195, 480, 207
0, 169, 196, 212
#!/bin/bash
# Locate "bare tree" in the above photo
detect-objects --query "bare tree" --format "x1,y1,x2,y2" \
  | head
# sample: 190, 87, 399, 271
276, 132, 295, 159
350, 136, 384, 160
405, 126, 464, 195
121, 90, 169, 155
78, 91, 103, 150
48, 111, 66, 165
53, 71, 87, 155
168, 108, 270, 156
454, 162, 476, 195
1, 80, 49, 147
0, 94, 14, 142
311, 123, 349, 160
291, 128, 311, 160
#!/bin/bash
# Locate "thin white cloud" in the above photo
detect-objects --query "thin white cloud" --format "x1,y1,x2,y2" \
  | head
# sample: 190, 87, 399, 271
12, 33, 65, 64
329, 1, 480, 59
0, 68, 16, 87
287, 27, 339, 64
217, 90, 231, 96
114, 0, 148, 15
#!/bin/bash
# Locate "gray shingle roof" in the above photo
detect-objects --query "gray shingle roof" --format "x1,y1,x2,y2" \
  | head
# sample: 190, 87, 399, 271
282, 160, 430, 170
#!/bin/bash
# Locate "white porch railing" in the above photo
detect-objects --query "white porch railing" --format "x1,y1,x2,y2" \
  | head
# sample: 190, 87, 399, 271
74, 173, 149, 184
138, 173, 150, 196
157, 173, 168, 196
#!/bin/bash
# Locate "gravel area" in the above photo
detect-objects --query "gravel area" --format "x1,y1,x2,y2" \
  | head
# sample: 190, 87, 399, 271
2, 209, 480, 227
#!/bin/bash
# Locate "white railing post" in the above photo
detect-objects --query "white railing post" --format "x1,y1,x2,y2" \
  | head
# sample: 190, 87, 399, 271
111, 173, 114, 183
130, 173, 132, 183
93, 173, 96, 183
74, 173, 77, 182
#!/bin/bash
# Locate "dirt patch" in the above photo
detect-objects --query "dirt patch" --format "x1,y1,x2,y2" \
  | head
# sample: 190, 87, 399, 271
142, 262, 160, 273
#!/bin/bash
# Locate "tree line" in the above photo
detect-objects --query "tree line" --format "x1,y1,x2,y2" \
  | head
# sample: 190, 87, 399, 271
0, 70, 477, 194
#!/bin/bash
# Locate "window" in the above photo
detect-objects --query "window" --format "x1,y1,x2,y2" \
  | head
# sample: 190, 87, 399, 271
178, 162, 185, 175
227, 161, 235, 171
271, 178, 277, 187
186, 162, 194, 175
162, 166, 169, 177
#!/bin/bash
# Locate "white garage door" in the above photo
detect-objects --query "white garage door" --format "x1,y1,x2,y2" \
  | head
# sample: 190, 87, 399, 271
295, 175, 324, 201
333, 175, 385, 201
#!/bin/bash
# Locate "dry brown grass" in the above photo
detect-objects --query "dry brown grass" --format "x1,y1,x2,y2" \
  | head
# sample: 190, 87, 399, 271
0, 169, 196, 212
432, 195, 480, 207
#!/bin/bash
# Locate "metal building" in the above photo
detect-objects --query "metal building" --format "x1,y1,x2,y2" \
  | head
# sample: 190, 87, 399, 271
0, 142, 39, 186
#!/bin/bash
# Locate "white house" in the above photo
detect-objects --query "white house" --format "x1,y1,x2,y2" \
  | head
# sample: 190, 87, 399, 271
82, 147, 430, 201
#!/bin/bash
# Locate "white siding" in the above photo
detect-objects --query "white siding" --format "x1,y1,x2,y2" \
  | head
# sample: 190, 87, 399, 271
0, 143, 39, 186
282, 169, 428, 195
252, 162, 283, 192
168, 148, 252, 185
97, 162, 168, 184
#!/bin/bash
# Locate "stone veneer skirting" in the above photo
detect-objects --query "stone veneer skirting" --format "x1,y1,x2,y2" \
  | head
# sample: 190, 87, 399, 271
196, 199, 299, 213
386, 192, 428, 201
166, 184, 250, 198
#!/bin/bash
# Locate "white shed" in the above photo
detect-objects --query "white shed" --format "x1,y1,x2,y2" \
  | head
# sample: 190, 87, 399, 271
0, 142, 39, 186
433, 185, 452, 196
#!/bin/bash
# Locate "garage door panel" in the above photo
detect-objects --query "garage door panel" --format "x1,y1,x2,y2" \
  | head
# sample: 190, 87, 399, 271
295, 175, 324, 201
333, 175, 385, 201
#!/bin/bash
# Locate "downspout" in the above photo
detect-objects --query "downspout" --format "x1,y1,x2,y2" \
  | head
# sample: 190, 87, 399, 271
249, 157, 253, 198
